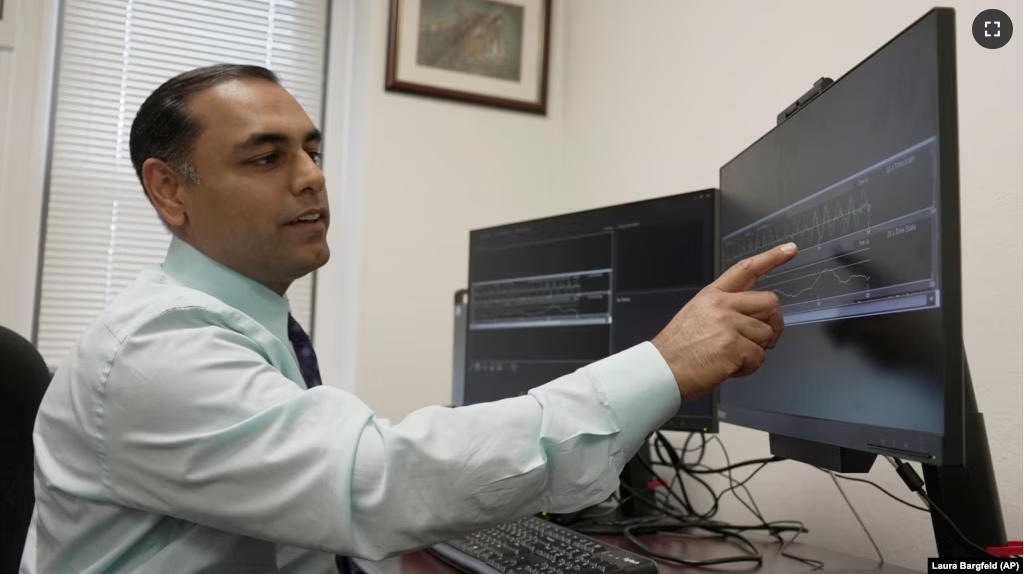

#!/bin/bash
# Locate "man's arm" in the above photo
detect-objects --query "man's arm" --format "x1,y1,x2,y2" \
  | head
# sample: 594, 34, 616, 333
79, 309, 679, 560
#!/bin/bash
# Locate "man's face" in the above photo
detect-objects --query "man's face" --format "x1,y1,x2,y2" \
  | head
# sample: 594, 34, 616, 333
179, 78, 329, 294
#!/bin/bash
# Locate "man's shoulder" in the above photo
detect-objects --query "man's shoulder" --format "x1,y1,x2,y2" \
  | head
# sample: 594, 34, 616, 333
73, 269, 259, 365
100, 271, 230, 343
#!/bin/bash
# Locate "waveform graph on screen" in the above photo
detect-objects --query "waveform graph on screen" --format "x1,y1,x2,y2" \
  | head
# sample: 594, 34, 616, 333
469, 269, 613, 330
724, 188, 872, 265
757, 249, 873, 307
723, 137, 944, 326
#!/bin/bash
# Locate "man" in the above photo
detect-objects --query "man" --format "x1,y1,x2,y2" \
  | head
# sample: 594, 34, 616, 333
20, 64, 797, 573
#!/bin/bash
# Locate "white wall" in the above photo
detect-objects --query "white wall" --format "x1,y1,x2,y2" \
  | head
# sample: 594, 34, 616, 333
0, 0, 58, 341
315, 0, 570, 417
560, 0, 1022, 568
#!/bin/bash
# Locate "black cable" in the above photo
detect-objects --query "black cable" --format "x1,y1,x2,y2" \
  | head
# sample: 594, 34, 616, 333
889, 457, 1004, 559
679, 433, 724, 518
652, 433, 695, 516
641, 437, 970, 569
675, 432, 716, 518
566, 438, 690, 531
568, 492, 635, 525
709, 435, 825, 570
919, 496, 1001, 558
679, 456, 784, 474
700, 460, 769, 517
679, 521, 806, 534
611, 471, 777, 567
652, 433, 687, 496
683, 431, 707, 468
653, 431, 781, 475
569, 514, 664, 535
649, 432, 719, 519
622, 523, 763, 568
615, 434, 829, 569
708, 436, 771, 522
632, 447, 699, 518
614, 478, 696, 524
681, 440, 706, 453
777, 521, 825, 571
678, 465, 720, 518
663, 437, 781, 524
688, 444, 815, 564
811, 466, 928, 512
654, 528, 760, 555
611, 480, 774, 536
662, 522, 766, 555
564, 488, 658, 532
656, 432, 781, 521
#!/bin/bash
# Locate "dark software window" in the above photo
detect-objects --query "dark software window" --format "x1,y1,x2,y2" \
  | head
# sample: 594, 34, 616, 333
464, 192, 715, 428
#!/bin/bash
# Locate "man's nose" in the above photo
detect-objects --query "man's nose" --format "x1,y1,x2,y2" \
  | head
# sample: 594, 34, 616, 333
293, 153, 325, 195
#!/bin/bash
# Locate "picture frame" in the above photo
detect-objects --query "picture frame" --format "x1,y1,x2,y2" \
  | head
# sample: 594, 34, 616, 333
386, 0, 552, 115
0, 0, 16, 49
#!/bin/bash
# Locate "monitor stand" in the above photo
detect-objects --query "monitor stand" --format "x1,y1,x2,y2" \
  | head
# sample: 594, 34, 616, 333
920, 360, 1007, 557
767, 356, 1007, 558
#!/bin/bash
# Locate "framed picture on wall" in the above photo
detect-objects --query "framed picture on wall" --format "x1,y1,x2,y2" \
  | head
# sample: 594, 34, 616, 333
0, 0, 16, 48
386, 0, 552, 115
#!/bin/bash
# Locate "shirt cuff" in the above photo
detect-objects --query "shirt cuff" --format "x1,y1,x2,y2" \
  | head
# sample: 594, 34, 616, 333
581, 342, 681, 446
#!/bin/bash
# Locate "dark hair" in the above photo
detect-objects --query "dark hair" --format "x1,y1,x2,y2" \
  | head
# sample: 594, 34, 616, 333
129, 64, 280, 192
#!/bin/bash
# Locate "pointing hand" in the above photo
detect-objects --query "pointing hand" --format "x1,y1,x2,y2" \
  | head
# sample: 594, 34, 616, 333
651, 243, 798, 399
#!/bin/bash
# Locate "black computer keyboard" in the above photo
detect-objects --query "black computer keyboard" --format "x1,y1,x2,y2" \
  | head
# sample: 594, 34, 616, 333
427, 515, 658, 574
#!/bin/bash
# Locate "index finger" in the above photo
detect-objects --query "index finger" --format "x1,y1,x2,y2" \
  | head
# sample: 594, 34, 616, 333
713, 243, 798, 292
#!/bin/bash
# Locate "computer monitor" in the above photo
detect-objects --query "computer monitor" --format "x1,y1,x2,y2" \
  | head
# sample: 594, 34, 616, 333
718, 8, 1005, 557
458, 190, 719, 520
459, 189, 718, 434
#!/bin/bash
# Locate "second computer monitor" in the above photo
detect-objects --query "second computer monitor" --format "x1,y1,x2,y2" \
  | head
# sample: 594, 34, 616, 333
463, 190, 718, 432
717, 8, 961, 465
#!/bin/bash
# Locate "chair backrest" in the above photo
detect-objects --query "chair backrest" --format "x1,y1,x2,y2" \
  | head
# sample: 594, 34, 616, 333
0, 325, 51, 572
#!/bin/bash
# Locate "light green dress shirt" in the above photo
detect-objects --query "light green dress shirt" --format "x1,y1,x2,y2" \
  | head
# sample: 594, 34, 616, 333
20, 236, 681, 573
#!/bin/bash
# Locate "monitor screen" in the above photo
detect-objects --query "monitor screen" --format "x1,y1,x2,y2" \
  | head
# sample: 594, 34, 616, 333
463, 190, 718, 432
718, 9, 961, 464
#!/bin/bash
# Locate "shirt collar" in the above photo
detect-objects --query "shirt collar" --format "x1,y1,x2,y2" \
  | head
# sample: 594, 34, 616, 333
162, 235, 290, 344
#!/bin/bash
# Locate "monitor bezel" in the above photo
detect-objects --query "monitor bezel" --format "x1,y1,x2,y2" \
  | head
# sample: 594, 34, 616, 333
463, 189, 721, 434
715, 7, 963, 466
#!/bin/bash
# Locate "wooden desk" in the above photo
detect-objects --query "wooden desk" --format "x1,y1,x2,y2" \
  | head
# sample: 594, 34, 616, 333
354, 533, 921, 574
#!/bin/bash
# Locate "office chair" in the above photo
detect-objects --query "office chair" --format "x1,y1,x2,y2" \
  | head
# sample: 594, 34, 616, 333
0, 325, 50, 571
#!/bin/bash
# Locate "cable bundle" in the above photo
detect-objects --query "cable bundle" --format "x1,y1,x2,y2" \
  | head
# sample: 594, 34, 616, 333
559, 431, 947, 570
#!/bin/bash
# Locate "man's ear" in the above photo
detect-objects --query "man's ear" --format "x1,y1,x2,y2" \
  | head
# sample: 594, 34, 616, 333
141, 158, 189, 229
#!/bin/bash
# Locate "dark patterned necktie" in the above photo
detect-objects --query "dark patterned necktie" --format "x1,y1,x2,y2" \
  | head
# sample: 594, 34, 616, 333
287, 313, 321, 389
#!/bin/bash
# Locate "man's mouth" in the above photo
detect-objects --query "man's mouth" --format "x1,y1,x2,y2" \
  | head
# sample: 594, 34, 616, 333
287, 210, 326, 227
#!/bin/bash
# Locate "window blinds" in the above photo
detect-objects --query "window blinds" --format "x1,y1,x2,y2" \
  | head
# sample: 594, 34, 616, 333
36, 0, 329, 369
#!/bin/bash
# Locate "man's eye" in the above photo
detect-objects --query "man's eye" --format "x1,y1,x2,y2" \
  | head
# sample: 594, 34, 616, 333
307, 151, 322, 165
251, 153, 280, 166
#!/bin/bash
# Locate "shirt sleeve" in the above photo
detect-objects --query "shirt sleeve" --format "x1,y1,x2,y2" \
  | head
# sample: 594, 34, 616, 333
96, 309, 680, 561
